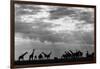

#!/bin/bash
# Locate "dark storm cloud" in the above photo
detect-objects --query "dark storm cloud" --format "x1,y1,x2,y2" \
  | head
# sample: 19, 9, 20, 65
73, 14, 93, 25
49, 7, 76, 20
15, 21, 55, 33
15, 4, 94, 25
15, 22, 94, 44
15, 21, 63, 43
15, 4, 42, 15
15, 4, 43, 22
79, 12, 94, 23
73, 31, 94, 44
32, 21, 55, 29
70, 9, 94, 24
49, 7, 94, 25
15, 4, 94, 44
26, 32, 63, 43
15, 22, 33, 33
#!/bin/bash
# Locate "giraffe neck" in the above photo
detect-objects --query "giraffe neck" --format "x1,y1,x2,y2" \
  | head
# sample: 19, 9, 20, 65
32, 52, 34, 55
48, 52, 51, 55
42, 52, 47, 56
31, 50, 34, 55
22, 52, 27, 56
69, 51, 74, 54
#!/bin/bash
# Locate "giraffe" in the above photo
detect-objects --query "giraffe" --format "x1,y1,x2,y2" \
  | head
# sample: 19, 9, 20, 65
61, 51, 71, 60
86, 51, 94, 58
29, 49, 35, 61
18, 52, 28, 61
34, 55, 37, 60
41, 52, 52, 59
38, 53, 43, 60
68, 50, 76, 59
76, 50, 83, 58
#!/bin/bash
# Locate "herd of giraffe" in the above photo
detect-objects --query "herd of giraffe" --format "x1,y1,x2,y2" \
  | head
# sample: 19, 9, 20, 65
18, 49, 94, 61
18, 49, 52, 61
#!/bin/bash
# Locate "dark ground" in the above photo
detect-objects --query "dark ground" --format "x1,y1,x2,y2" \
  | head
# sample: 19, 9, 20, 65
15, 57, 95, 65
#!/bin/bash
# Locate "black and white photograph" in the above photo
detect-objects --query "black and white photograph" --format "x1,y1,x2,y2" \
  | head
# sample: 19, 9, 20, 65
11, 1, 96, 68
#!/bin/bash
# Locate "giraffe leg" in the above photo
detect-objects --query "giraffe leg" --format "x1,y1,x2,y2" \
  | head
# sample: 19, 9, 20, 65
23, 58, 24, 61
32, 57, 33, 60
29, 56, 31, 61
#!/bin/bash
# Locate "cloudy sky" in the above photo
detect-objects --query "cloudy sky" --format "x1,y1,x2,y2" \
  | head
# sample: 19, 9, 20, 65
15, 4, 94, 60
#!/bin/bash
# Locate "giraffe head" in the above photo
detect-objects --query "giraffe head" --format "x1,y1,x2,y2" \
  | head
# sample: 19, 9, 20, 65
33, 49, 35, 51
26, 52, 28, 54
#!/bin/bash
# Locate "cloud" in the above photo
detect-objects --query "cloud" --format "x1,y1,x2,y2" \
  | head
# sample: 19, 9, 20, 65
15, 22, 33, 33
69, 8, 94, 24
49, 7, 94, 24
15, 4, 42, 15
73, 31, 94, 44
15, 4, 94, 44
49, 7, 76, 20
15, 4, 45, 23
15, 21, 63, 43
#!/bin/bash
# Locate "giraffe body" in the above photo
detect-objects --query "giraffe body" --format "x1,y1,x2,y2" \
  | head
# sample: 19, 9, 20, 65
38, 53, 43, 60
29, 49, 35, 60
42, 52, 52, 59
18, 52, 28, 61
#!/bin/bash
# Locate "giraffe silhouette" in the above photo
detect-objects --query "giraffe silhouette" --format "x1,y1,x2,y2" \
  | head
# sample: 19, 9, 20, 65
41, 52, 52, 59
86, 51, 94, 58
38, 53, 43, 60
34, 55, 37, 60
69, 50, 83, 59
86, 51, 89, 57
61, 51, 71, 60
76, 50, 83, 58
65, 51, 71, 57
18, 52, 28, 61
29, 49, 35, 61
61, 54, 66, 59
69, 50, 76, 58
